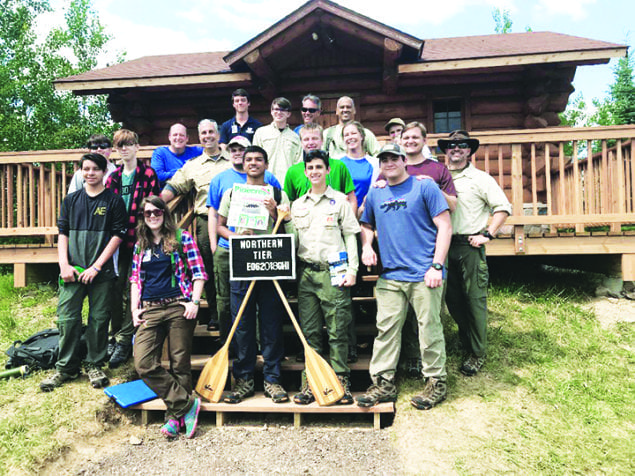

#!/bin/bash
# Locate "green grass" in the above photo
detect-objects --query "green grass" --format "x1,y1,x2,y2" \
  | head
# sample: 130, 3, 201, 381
395, 267, 635, 475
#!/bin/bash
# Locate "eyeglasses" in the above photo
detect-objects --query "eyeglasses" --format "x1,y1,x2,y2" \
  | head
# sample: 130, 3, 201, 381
88, 143, 111, 150
447, 142, 470, 150
116, 141, 137, 148
301, 107, 319, 113
143, 209, 164, 218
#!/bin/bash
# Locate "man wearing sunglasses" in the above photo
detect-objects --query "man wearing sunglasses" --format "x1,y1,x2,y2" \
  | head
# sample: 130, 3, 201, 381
253, 97, 303, 183
438, 130, 511, 377
68, 134, 117, 194
293, 94, 322, 135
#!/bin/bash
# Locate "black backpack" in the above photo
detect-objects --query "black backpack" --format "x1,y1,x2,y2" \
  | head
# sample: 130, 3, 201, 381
5, 327, 87, 371
5, 328, 60, 370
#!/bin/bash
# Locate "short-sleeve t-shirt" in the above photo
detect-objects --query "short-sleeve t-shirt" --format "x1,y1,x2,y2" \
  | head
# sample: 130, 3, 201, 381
283, 158, 355, 202
340, 155, 379, 206
361, 176, 449, 282
121, 170, 136, 212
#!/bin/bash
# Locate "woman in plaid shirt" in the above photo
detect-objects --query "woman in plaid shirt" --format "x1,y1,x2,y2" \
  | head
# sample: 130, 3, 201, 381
130, 196, 207, 439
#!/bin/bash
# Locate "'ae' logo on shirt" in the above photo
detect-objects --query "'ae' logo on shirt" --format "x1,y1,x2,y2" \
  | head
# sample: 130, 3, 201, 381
94, 206, 107, 216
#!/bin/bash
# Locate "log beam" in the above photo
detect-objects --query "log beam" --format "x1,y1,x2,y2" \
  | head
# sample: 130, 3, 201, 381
383, 38, 402, 96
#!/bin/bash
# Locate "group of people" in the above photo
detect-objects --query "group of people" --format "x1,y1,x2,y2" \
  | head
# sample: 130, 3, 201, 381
40, 87, 511, 439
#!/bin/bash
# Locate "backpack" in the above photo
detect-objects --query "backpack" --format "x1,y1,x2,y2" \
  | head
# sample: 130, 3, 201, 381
6, 328, 60, 370
5, 327, 88, 371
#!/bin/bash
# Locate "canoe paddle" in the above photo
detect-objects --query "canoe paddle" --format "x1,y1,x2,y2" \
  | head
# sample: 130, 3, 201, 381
195, 208, 289, 403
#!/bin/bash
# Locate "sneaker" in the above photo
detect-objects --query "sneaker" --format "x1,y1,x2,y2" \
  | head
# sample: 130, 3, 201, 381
411, 377, 447, 410
347, 349, 358, 364
406, 358, 423, 379
293, 383, 315, 405
264, 381, 289, 403
223, 378, 255, 404
460, 354, 486, 376
206, 320, 219, 332
336, 375, 354, 405
109, 342, 132, 369
86, 365, 109, 389
40, 370, 79, 392
356, 377, 397, 407
160, 418, 181, 439
183, 397, 200, 439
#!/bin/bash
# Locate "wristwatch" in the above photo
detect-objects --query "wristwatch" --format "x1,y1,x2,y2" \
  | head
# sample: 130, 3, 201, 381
192, 299, 200, 306
431, 263, 444, 271
481, 231, 495, 240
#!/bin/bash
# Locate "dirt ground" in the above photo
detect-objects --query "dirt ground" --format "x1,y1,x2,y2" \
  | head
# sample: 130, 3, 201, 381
40, 297, 635, 476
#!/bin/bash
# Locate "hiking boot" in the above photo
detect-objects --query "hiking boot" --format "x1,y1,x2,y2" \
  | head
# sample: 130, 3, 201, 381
106, 337, 116, 359
86, 365, 109, 389
109, 342, 132, 369
183, 397, 201, 439
347, 348, 358, 364
460, 354, 486, 376
411, 377, 447, 410
293, 382, 315, 405
406, 358, 423, 379
223, 378, 255, 404
356, 377, 397, 407
264, 381, 289, 403
336, 375, 354, 405
40, 370, 79, 392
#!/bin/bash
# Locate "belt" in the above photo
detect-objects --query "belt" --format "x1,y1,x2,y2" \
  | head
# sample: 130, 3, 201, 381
451, 234, 474, 245
300, 260, 328, 272
142, 296, 187, 308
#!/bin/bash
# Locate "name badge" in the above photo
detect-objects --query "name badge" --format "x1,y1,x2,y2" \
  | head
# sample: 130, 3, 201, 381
142, 249, 152, 262
231, 125, 238, 133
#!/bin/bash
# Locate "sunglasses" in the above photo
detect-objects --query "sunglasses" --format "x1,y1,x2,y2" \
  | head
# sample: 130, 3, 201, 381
447, 142, 470, 150
301, 107, 319, 113
88, 143, 111, 150
143, 209, 164, 218
272, 107, 290, 112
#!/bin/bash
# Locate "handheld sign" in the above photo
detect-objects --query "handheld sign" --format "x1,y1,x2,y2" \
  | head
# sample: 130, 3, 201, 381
230, 234, 295, 281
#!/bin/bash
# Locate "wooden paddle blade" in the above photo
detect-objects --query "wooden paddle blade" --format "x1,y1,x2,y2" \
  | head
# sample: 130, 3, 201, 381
195, 345, 229, 403
305, 346, 344, 406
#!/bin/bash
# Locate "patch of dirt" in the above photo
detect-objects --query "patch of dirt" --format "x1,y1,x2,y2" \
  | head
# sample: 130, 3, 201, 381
588, 297, 635, 329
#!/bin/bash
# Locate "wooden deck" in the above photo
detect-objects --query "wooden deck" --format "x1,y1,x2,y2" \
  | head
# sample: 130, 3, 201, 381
2, 125, 635, 284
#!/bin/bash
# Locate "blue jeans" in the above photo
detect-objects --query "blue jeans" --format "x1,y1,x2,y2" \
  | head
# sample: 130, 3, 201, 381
230, 280, 284, 383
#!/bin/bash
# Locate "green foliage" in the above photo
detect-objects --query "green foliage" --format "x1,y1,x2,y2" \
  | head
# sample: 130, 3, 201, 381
0, 0, 121, 152
492, 7, 513, 34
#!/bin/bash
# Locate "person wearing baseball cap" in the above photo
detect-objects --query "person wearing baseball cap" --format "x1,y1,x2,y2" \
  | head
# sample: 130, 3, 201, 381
440, 130, 511, 377
384, 118, 406, 145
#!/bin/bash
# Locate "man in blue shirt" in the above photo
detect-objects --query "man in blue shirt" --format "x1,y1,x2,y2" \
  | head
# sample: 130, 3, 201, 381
206, 136, 280, 337
357, 143, 452, 411
219, 89, 262, 149
151, 123, 202, 187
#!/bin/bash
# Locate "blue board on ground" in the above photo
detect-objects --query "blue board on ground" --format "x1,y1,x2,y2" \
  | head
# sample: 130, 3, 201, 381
104, 380, 158, 408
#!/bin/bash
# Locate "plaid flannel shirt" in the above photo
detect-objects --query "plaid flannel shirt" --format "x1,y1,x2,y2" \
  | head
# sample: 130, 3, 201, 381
130, 230, 208, 301
106, 160, 160, 249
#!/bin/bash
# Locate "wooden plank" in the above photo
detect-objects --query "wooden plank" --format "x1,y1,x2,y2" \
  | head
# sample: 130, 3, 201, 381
14, 264, 26, 288
530, 143, 537, 214
0, 247, 58, 264
511, 144, 523, 216
601, 140, 609, 214
17, 165, 23, 228
544, 144, 553, 232
586, 140, 595, 214
622, 254, 635, 281
558, 143, 566, 216
572, 141, 584, 233
485, 235, 635, 256
180, 354, 373, 372
7, 165, 14, 227
28, 165, 35, 227
0, 166, 5, 227
505, 213, 635, 225
0, 227, 59, 236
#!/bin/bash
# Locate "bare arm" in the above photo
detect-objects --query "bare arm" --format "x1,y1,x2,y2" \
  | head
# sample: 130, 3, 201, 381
160, 189, 175, 203
424, 210, 452, 289
360, 223, 377, 267
217, 214, 235, 240
468, 210, 509, 248
130, 282, 147, 327
181, 279, 205, 320
443, 192, 457, 213
346, 190, 358, 218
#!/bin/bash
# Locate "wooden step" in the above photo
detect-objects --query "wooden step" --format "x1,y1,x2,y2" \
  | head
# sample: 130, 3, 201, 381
167, 354, 371, 371
285, 295, 376, 304
193, 325, 219, 338
131, 392, 394, 429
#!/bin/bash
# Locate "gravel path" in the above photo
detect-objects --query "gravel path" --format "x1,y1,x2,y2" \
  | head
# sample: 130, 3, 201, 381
76, 423, 402, 475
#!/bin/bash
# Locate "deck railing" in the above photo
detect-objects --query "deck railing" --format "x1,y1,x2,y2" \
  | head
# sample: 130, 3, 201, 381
2, 126, 635, 243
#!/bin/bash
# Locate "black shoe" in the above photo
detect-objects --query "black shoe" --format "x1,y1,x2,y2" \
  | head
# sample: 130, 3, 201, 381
106, 338, 116, 359
347, 349, 358, 364
406, 358, 423, 379
411, 377, 447, 410
206, 320, 219, 332
356, 377, 397, 407
109, 342, 131, 369
224, 378, 255, 404
460, 354, 486, 376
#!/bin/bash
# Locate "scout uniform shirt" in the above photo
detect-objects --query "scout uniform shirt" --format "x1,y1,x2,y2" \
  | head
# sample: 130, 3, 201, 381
291, 186, 360, 276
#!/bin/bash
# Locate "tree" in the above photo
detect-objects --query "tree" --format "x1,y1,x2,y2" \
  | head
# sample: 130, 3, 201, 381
0, 0, 121, 152
492, 7, 513, 34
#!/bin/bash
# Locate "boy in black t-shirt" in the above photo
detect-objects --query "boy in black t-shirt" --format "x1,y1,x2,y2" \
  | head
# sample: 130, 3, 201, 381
40, 153, 127, 392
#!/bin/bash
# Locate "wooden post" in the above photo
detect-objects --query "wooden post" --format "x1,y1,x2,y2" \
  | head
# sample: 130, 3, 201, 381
601, 140, 608, 214
216, 412, 225, 427
545, 144, 553, 232
294, 412, 302, 428
511, 144, 526, 253
28, 165, 35, 228
572, 141, 585, 233
622, 254, 635, 281
7, 166, 14, 227
14, 264, 26, 287
530, 143, 537, 214
586, 140, 595, 215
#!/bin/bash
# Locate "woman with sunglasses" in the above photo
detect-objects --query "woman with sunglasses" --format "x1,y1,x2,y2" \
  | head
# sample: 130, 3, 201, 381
130, 196, 208, 439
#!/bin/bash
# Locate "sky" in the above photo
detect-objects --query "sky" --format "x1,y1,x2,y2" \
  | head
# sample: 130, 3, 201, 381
43, 0, 634, 105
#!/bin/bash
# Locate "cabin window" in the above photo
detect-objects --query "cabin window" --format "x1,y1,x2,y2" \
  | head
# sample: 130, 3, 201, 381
433, 100, 462, 133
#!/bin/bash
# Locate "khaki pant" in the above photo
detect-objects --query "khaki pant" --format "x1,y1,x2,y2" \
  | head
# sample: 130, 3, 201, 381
133, 301, 196, 419
369, 278, 447, 381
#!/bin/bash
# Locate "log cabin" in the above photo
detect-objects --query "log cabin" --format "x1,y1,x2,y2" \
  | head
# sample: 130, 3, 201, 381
1, 0, 634, 286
